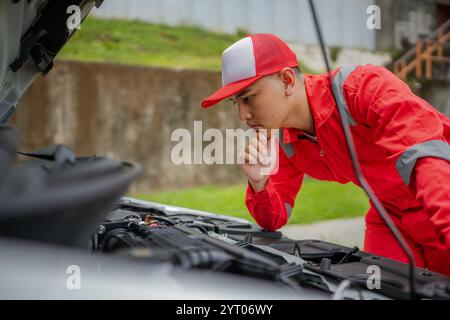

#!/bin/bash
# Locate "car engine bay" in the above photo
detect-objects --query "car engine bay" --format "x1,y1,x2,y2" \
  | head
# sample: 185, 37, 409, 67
88, 197, 450, 300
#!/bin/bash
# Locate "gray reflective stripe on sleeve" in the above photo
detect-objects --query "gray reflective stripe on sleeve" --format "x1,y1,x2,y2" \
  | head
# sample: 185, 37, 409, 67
284, 202, 293, 218
278, 129, 294, 158
395, 140, 450, 185
331, 65, 357, 126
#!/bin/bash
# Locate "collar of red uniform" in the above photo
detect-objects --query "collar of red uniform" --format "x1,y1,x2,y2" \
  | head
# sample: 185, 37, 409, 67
282, 127, 304, 144
282, 72, 336, 144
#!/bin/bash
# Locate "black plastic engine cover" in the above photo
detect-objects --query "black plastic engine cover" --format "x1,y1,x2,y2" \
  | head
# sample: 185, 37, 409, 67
0, 126, 141, 247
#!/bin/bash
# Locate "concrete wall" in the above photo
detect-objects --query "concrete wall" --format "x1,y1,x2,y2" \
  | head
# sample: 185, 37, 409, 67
10, 60, 247, 193
412, 63, 450, 116
10, 60, 449, 193
371, 0, 441, 51
416, 80, 450, 116
92, 0, 378, 50
393, 0, 436, 50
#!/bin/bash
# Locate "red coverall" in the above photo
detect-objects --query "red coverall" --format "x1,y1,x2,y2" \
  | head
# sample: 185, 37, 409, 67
245, 64, 450, 277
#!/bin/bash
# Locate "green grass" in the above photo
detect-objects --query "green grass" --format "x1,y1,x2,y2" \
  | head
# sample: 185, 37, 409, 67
133, 179, 369, 225
59, 17, 314, 72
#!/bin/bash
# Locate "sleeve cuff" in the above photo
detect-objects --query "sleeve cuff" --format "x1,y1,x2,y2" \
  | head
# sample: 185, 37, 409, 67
246, 178, 277, 202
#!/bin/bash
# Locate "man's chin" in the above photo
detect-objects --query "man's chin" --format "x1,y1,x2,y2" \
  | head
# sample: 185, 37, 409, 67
253, 127, 278, 139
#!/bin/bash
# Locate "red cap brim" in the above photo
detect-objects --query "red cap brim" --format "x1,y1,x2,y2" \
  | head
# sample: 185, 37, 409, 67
201, 75, 264, 108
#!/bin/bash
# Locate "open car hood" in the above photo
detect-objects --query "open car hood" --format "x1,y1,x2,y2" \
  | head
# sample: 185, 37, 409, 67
0, 0, 102, 123
0, 0, 143, 248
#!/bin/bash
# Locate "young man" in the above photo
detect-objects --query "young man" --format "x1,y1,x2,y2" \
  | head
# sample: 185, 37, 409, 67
201, 33, 450, 276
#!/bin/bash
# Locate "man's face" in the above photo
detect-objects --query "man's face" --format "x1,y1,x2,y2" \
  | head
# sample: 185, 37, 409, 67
230, 73, 290, 130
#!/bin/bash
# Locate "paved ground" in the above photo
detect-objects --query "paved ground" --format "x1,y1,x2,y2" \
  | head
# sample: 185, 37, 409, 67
280, 217, 365, 249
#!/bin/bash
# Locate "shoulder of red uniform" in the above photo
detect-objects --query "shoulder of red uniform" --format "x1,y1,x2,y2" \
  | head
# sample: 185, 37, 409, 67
342, 64, 409, 100
345, 64, 398, 86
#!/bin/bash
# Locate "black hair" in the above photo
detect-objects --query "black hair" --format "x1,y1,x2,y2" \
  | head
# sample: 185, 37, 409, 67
293, 66, 302, 77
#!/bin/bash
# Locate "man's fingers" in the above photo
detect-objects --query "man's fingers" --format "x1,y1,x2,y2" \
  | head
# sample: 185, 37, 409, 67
258, 130, 267, 142
238, 147, 258, 165
248, 144, 259, 164
247, 152, 258, 165
248, 136, 258, 151
241, 150, 258, 165
239, 129, 277, 166
249, 144, 272, 166
239, 145, 271, 166
248, 135, 269, 154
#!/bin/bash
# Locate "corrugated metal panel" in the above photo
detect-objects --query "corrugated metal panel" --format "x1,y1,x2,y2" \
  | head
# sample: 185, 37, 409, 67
93, 0, 377, 50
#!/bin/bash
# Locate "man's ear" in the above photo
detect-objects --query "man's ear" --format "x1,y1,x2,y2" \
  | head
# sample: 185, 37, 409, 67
278, 67, 296, 96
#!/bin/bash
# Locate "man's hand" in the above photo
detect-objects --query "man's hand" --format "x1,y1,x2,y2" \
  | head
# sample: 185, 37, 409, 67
237, 130, 276, 193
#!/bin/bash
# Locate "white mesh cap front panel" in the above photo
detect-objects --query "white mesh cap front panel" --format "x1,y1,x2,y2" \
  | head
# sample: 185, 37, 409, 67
221, 37, 256, 86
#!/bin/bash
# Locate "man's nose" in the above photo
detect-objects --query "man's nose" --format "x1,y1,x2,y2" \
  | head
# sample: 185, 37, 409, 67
238, 103, 251, 122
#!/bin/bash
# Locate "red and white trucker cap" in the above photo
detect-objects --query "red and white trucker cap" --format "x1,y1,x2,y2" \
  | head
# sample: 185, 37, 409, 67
201, 33, 298, 108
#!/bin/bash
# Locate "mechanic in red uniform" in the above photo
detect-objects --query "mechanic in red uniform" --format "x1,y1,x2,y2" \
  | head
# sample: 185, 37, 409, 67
201, 34, 450, 277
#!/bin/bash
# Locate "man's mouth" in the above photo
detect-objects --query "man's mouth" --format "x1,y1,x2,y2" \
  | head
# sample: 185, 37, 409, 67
248, 123, 263, 130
